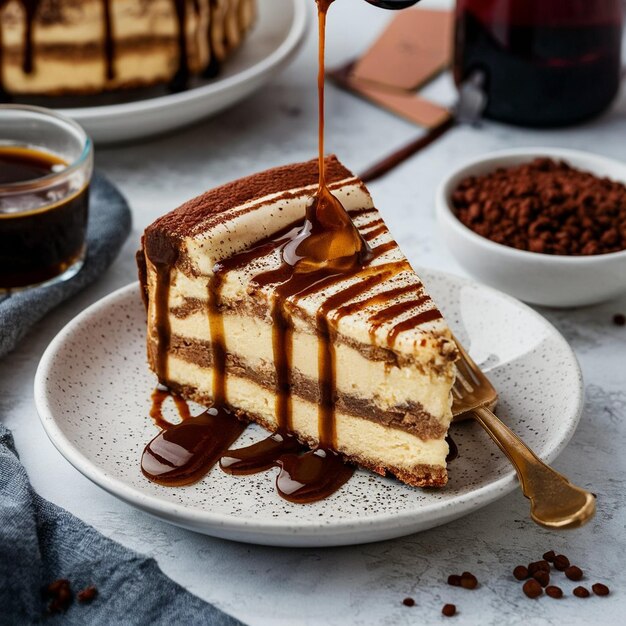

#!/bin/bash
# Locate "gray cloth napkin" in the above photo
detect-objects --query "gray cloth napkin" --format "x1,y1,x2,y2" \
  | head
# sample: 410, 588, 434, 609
0, 172, 131, 359
0, 422, 244, 625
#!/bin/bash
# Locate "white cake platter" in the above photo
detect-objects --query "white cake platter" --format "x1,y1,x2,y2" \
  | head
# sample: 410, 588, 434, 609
34, 270, 583, 547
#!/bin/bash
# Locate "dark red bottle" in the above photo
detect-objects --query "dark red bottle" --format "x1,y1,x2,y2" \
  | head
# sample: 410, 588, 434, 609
454, 0, 623, 127
364, 1, 421, 8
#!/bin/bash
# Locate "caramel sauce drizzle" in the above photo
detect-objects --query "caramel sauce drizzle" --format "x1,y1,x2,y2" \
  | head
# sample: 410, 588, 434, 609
144, 234, 179, 383
367, 294, 430, 338
141, 403, 246, 487
102, 0, 115, 80
331, 279, 414, 321
387, 307, 443, 347
362, 223, 388, 241
220, 430, 353, 505
348, 207, 378, 218
150, 386, 191, 430
221, 431, 303, 475
141, 0, 445, 502
171, 0, 190, 91
207, 274, 227, 405
152, 274, 174, 382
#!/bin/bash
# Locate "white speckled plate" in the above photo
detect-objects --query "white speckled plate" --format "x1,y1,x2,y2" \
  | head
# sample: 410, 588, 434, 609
34, 270, 583, 547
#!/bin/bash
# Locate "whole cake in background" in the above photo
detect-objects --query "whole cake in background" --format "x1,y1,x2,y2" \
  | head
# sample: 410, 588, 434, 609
0, 0, 256, 97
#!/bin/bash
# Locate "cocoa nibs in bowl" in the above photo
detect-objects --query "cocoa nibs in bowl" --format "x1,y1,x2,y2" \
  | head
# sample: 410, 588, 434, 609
451, 158, 626, 256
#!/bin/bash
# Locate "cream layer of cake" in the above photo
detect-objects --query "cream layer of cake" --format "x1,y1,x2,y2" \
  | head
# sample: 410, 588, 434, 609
139, 157, 458, 487
0, 0, 255, 95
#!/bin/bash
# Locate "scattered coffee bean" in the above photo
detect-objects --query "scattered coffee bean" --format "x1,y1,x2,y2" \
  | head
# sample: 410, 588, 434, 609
565, 566, 583, 581
447, 575, 462, 587
592, 583, 610, 597
523, 579, 543, 599
46, 579, 73, 614
460, 572, 478, 590
545, 585, 563, 599
573, 586, 590, 598
442, 604, 456, 617
542, 550, 556, 563
614, 313, 626, 327
553, 555, 570, 571
513, 565, 529, 581
402, 597, 415, 607
533, 571, 550, 587
528, 560, 551, 575
77, 586, 98, 603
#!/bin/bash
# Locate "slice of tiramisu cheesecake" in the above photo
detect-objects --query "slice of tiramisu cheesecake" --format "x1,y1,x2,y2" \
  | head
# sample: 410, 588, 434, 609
138, 156, 458, 487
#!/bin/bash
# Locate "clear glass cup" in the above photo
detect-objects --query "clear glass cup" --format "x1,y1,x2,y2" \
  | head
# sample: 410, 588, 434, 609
0, 105, 93, 292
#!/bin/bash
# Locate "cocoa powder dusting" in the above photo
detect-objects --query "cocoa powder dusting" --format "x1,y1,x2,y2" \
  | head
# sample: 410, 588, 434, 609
452, 158, 626, 256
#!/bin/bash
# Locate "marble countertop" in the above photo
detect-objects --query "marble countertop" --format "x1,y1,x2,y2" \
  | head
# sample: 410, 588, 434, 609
2, 1, 625, 624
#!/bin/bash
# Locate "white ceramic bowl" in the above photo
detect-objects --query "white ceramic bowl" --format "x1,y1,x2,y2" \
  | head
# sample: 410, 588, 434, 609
436, 147, 626, 307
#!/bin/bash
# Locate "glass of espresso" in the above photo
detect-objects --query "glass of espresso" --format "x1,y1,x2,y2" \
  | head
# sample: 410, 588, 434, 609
0, 105, 93, 292
454, 0, 624, 127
